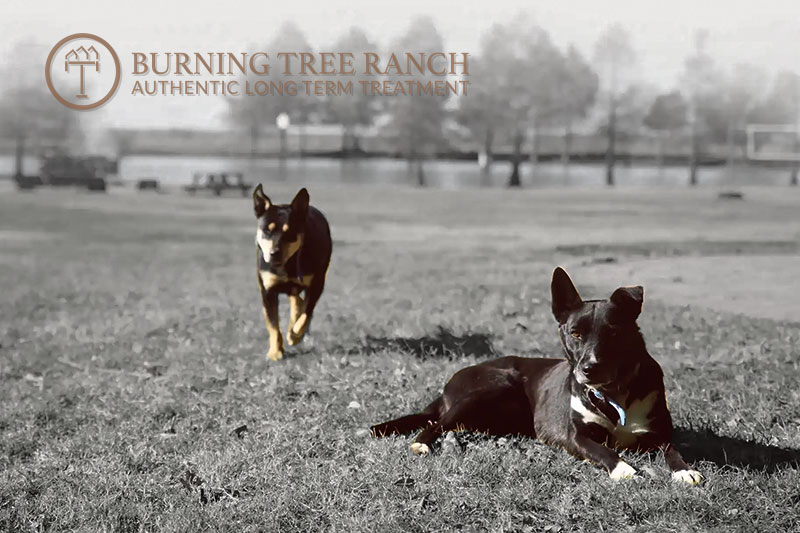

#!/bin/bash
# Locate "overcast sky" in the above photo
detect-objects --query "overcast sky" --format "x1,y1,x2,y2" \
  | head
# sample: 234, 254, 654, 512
2, 0, 798, 130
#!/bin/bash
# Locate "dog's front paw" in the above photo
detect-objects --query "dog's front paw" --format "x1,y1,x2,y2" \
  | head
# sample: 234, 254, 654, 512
287, 313, 309, 345
672, 469, 703, 485
609, 461, 637, 480
410, 443, 430, 456
286, 328, 303, 346
266, 346, 284, 361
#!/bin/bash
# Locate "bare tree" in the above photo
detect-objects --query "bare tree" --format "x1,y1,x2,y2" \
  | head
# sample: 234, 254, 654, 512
455, 24, 518, 186
644, 91, 688, 172
227, 22, 315, 159
385, 16, 448, 186
494, 17, 562, 187
551, 45, 599, 170
459, 23, 593, 187
323, 27, 380, 155
681, 30, 717, 186
0, 42, 79, 178
593, 23, 636, 186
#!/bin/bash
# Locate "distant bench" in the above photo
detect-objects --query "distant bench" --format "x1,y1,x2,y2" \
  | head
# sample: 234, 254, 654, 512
137, 178, 160, 191
13, 174, 43, 190
13, 174, 106, 191
184, 172, 251, 196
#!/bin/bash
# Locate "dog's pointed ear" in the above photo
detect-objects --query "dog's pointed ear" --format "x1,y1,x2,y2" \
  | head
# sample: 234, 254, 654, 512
290, 187, 309, 222
253, 184, 271, 217
551, 267, 582, 324
610, 286, 644, 321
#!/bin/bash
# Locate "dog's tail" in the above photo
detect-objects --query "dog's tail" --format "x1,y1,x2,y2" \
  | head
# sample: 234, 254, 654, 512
370, 396, 443, 437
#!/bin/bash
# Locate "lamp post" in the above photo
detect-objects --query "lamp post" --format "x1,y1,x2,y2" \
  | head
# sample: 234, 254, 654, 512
276, 112, 290, 161
276, 113, 290, 180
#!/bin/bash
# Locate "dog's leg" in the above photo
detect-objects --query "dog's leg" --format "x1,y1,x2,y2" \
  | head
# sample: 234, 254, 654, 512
261, 289, 284, 361
288, 276, 324, 345
286, 289, 305, 345
372, 413, 437, 437
409, 395, 483, 455
372, 397, 443, 437
410, 421, 443, 456
410, 384, 532, 455
635, 412, 703, 485
566, 435, 637, 479
663, 443, 703, 485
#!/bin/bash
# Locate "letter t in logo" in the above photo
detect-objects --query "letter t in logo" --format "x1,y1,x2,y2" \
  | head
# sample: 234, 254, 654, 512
64, 46, 100, 99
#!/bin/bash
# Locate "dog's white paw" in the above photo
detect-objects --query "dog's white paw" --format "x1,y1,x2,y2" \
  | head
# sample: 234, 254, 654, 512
609, 461, 637, 480
410, 443, 430, 456
672, 469, 703, 485
266, 347, 284, 361
286, 329, 301, 346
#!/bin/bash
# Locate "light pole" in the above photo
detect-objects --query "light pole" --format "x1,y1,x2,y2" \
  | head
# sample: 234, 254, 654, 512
276, 113, 290, 180
276, 113, 290, 161
793, 81, 799, 186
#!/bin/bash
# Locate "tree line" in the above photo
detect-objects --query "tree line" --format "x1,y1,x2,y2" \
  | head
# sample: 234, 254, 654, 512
1, 18, 798, 186
227, 17, 800, 187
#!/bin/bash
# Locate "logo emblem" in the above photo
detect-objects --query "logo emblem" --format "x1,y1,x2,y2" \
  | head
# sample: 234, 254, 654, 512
45, 33, 121, 111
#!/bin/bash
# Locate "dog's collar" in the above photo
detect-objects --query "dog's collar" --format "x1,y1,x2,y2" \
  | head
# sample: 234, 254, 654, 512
588, 388, 626, 426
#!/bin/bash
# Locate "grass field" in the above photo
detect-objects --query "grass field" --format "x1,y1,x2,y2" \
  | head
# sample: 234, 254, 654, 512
1, 183, 799, 532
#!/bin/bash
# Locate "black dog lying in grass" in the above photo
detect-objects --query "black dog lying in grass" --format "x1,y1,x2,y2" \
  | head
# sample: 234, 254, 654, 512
371, 267, 703, 484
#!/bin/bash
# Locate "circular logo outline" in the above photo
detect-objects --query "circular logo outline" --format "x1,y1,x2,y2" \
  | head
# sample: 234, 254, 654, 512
45, 33, 121, 111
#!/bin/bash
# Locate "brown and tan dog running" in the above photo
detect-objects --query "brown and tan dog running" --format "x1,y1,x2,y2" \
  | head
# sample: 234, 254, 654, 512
253, 186, 332, 361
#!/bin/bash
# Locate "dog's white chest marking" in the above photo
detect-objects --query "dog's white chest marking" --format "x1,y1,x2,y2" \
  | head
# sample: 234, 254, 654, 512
259, 270, 314, 289
612, 391, 658, 448
257, 225, 312, 290
571, 391, 658, 448
571, 395, 615, 431
259, 270, 288, 288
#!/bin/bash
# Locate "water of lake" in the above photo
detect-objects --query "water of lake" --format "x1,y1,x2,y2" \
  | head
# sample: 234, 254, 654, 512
2, 155, 796, 188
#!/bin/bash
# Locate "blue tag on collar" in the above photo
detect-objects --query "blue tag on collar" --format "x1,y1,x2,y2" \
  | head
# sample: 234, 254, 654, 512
591, 388, 626, 426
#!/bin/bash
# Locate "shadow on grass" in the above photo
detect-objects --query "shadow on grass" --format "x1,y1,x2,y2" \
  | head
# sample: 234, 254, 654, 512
673, 426, 800, 472
362, 327, 496, 360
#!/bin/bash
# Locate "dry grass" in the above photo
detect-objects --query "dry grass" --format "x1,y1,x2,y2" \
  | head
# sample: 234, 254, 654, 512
1, 184, 799, 532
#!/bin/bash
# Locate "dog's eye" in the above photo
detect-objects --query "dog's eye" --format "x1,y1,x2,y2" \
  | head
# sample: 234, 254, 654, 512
571, 332, 582, 340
